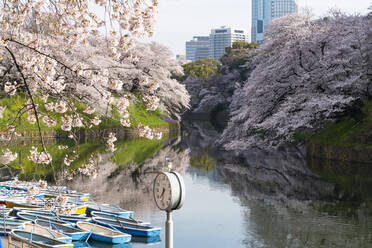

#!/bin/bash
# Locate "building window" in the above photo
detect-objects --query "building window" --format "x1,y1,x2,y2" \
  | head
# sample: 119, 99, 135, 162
257, 20, 263, 33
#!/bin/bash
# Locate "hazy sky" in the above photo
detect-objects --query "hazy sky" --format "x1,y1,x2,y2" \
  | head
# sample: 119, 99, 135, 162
144, 0, 371, 55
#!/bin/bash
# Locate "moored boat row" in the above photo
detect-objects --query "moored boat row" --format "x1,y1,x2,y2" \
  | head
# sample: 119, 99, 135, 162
0, 179, 162, 247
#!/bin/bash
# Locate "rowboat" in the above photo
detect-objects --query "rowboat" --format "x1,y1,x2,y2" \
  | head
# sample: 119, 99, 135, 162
131, 235, 161, 244
92, 217, 161, 237
0, 222, 25, 235
85, 203, 133, 218
5, 200, 41, 209
76, 221, 132, 244
0, 218, 29, 225
24, 223, 73, 243
90, 211, 150, 226
17, 212, 70, 225
36, 219, 89, 241
0, 181, 66, 193
68, 205, 87, 214
17, 209, 85, 217
22, 210, 91, 223
10, 230, 73, 248
6, 200, 87, 214
12, 207, 44, 215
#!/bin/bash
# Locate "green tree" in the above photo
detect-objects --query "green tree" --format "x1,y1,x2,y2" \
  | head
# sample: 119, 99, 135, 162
233, 41, 260, 49
182, 58, 220, 81
225, 41, 260, 54
221, 42, 259, 74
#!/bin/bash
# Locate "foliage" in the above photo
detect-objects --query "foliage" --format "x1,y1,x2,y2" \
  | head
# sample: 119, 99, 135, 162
220, 13, 372, 150
225, 41, 260, 54
0, 95, 171, 131
0, 0, 190, 178
221, 43, 258, 72
182, 58, 220, 81
232, 41, 260, 49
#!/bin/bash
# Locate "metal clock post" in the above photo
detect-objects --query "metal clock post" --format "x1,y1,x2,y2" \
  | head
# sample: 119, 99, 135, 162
153, 158, 186, 248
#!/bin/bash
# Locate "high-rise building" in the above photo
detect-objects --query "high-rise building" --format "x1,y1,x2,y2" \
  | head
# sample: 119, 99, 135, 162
251, 0, 298, 43
209, 27, 249, 60
186, 36, 210, 61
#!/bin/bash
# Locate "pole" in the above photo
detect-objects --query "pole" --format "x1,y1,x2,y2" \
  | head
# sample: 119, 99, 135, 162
166, 211, 173, 248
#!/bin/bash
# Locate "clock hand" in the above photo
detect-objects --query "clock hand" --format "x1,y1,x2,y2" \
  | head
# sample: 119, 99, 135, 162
160, 188, 165, 198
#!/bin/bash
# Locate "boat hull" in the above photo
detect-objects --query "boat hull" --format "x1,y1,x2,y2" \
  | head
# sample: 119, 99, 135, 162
92, 218, 161, 237
86, 207, 133, 218
89, 233, 131, 244
6, 201, 40, 209
76, 222, 131, 244
11, 230, 74, 248
67, 232, 89, 241
36, 220, 89, 241
24, 223, 73, 243
90, 211, 150, 226
74, 206, 87, 214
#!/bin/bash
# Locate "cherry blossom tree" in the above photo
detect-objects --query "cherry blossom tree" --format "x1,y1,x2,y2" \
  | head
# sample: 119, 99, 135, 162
220, 13, 371, 150
0, 0, 190, 178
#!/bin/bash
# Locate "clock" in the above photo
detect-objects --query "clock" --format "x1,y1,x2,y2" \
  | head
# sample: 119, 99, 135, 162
153, 171, 185, 211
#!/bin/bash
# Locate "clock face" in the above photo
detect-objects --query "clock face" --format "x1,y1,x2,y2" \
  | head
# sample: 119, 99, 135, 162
154, 173, 172, 210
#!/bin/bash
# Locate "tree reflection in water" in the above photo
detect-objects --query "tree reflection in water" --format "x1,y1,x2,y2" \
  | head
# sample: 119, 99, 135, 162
66, 136, 190, 212
182, 121, 372, 248
1, 121, 371, 248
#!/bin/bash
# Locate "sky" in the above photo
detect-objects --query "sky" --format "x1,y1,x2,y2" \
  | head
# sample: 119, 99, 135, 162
144, 0, 371, 56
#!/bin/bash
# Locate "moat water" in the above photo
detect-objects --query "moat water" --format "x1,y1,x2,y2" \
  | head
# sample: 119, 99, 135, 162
2, 121, 372, 248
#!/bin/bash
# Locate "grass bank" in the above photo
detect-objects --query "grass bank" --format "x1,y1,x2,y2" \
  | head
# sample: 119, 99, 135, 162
298, 101, 372, 163
0, 95, 174, 133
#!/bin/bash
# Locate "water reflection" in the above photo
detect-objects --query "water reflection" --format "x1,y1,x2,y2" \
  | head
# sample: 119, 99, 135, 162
66, 137, 189, 213
1, 121, 372, 248
181, 121, 372, 247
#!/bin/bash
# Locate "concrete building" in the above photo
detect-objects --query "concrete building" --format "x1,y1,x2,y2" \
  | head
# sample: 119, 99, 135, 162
186, 36, 210, 61
209, 27, 249, 60
251, 0, 298, 43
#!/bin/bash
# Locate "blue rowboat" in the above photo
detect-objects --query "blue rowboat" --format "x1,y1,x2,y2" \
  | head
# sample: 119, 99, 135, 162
36, 219, 89, 241
22, 210, 91, 223
55, 215, 91, 224
131, 235, 161, 244
76, 221, 131, 244
17, 212, 69, 225
19, 209, 85, 217
24, 223, 73, 243
10, 230, 73, 248
92, 217, 161, 237
85, 203, 133, 218
90, 211, 150, 226
0, 218, 29, 225
12, 207, 43, 215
